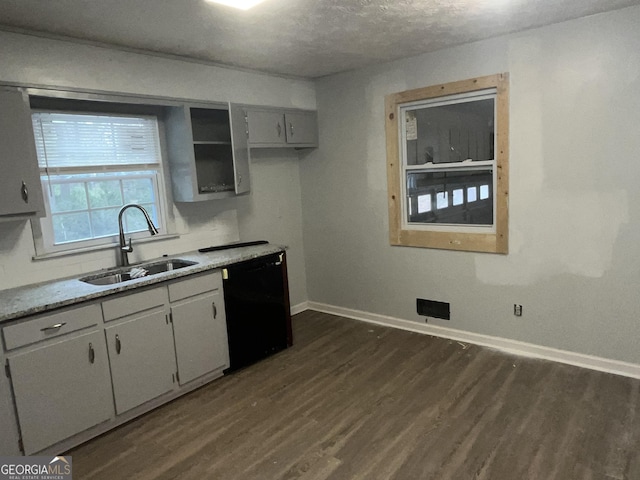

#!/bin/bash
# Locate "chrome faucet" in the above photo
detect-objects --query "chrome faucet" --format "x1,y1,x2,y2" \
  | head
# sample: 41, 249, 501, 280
117, 204, 159, 267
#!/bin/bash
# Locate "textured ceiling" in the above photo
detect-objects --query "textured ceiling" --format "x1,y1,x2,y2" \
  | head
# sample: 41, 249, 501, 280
0, 0, 639, 78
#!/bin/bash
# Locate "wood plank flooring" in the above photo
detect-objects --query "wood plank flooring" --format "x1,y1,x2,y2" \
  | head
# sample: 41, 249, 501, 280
69, 311, 640, 479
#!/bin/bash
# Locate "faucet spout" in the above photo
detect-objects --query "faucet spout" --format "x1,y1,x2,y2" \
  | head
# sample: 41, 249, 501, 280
117, 204, 159, 267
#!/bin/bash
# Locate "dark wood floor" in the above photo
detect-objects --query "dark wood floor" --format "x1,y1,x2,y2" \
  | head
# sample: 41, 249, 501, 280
69, 310, 640, 479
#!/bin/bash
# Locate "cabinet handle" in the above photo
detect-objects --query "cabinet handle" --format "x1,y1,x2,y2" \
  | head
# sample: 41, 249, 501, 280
115, 334, 121, 354
21, 181, 28, 204
237, 174, 242, 186
41, 322, 66, 332
276, 122, 282, 137
89, 343, 95, 364
212, 302, 217, 319
289, 122, 294, 137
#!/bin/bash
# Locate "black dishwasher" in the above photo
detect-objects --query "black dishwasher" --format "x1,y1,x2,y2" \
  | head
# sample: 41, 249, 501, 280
223, 251, 292, 372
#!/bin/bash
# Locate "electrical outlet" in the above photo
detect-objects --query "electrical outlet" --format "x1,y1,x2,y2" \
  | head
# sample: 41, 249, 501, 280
514, 304, 523, 316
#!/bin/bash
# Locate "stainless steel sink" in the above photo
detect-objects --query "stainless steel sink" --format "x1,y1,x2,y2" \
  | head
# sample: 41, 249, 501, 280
142, 259, 197, 275
80, 259, 197, 286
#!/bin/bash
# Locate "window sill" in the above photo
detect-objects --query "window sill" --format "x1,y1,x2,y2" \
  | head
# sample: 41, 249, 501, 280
31, 233, 180, 261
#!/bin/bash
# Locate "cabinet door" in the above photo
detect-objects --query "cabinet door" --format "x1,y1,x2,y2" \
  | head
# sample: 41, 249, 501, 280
229, 104, 251, 194
105, 309, 176, 415
0, 355, 21, 455
8, 331, 114, 454
0, 88, 44, 217
165, 105, 199, 202
246, 110, 286, 146
285, 111, 318, 146
172, 290, 229, 385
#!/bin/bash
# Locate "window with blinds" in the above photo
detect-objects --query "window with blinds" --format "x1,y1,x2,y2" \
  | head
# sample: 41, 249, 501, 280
31, 111, 167, 251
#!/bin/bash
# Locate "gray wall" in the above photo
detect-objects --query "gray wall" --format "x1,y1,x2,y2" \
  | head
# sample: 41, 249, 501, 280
236, 149, 309, 306
300, 6, 640, 364
0, 30, 311, 306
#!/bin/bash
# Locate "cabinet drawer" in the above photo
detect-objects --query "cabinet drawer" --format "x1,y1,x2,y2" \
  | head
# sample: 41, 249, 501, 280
168, 270, 222, 303
3, 303, 102, 351
102, 287, 168, 322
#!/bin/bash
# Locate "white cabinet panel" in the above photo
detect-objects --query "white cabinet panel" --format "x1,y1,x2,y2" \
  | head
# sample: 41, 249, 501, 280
284, 111, 318, 146
102, 287, 167, 322
172, 289, 229, 385
247, 110, 286, 145
0, 88, 44, 218
3, 303, 101, 350
0, 357, 20, 455
247, 108, 318, 148
229, 103, 251, 195
105, 309, 176, 414
9, 331, 113, 454
167, 271, 222, 302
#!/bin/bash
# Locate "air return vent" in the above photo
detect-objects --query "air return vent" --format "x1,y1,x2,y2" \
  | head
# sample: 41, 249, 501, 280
417, 298, 450, 320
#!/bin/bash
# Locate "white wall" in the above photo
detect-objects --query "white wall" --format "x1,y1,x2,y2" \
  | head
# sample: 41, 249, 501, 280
300, 6, 640, 364
0, 30, 313, 305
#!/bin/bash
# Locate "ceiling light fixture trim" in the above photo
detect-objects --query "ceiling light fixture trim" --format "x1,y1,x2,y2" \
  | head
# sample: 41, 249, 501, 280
205, 0, 267, 10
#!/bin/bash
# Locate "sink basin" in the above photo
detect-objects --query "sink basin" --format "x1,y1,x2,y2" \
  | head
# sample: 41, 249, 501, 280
83, 272, 134, 286
80, 259, 197, 286
142, 259, 197, 275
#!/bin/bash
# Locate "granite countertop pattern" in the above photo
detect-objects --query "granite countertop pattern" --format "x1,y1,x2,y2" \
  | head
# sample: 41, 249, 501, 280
0, 244, 285, 324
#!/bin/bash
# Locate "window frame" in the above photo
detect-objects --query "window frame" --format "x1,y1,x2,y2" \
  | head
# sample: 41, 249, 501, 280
29, 105, 175, 258
385, 73, 509, 254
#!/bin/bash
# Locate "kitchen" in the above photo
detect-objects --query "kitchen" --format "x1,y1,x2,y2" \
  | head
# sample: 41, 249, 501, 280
1, 0, 640, 477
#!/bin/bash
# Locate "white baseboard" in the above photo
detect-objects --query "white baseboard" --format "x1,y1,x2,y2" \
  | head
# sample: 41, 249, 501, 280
290, 301, 309, 316
306, 301, 640, 380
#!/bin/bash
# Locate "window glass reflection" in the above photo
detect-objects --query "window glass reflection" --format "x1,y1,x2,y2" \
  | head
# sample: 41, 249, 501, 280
406, 169, 493, 225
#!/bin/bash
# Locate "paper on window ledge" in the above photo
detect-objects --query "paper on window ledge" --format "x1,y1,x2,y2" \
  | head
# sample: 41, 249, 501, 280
405, 111, 417, 141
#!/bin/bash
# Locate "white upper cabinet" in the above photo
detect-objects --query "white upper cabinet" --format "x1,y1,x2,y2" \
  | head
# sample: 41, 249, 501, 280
283, 111, 318, 146
165, 102, 250, 202
0, 88, 44, 218
247, 108, 318, 148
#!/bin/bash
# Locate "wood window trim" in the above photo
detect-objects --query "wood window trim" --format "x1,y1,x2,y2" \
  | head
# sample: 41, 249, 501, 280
385, 73, 509, 254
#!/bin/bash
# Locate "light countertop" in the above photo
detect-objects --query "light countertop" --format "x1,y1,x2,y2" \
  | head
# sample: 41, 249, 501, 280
0, 243, 285, 324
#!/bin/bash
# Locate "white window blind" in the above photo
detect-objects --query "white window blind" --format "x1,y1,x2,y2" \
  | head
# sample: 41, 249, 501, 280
30, 110, 168, 254
32, 113, 161, 169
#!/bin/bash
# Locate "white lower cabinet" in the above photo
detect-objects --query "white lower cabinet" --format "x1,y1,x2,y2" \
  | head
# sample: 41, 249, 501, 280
8, 330, 113, 454
0, 360, 20, 455
170, 271, 229, 385
2, 268, 230, 454
104, 292, 177, 415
